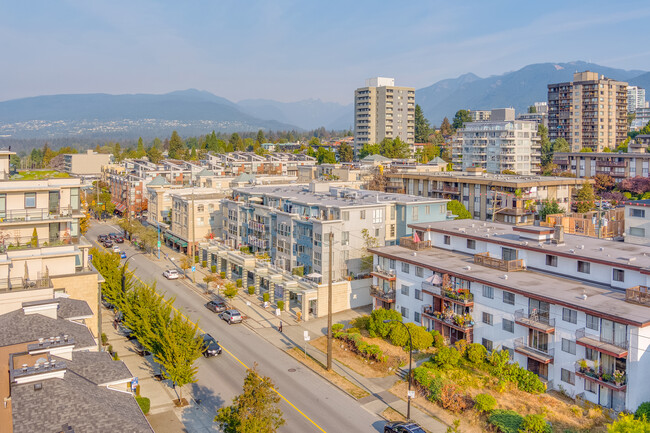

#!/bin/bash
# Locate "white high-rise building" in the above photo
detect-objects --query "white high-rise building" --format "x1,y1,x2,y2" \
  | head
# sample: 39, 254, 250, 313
628, 86, 646, 112
354, 77, 415, 155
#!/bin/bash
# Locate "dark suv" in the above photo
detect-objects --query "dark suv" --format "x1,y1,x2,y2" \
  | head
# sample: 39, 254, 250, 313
384, 422, 426, 433
201, 334, 222, 357
205, 297, 227, 313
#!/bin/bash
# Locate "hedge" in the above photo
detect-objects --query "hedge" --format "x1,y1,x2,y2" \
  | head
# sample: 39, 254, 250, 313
334, 331, 385, 362
367, 308, 402, 338
136, 396, 150, 414
474, 393, 497, 413
412, 366, 444, 402
488, 410, 524, 433
389, 322, 433, 350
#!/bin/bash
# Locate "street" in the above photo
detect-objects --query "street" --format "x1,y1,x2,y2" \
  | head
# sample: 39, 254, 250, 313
88, 222, 385, 433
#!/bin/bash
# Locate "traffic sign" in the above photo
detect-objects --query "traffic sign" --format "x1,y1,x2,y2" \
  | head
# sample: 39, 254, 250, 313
191, 265, 196, 272
304, 331, 309, 340
407, 390, 415, 399
157, 241, 161, 248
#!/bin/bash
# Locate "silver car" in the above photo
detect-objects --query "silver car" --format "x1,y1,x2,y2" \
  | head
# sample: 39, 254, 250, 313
219, 309, 243, 325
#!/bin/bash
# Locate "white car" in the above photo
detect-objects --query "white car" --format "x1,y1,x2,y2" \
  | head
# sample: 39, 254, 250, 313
112, 245, 120, 253
163, 269, 180, 280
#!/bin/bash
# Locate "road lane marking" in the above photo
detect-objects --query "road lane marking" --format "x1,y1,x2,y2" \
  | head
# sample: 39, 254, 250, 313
95, 235, 327, 433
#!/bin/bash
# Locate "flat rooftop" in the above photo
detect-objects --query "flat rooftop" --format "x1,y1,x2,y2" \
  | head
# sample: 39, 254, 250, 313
387, 171, 584, 186
410, 219, 650, 272
370, 244, 650, 327
233, 185, 447, 207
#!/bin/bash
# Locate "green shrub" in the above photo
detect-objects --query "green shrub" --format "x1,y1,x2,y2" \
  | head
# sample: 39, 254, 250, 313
635, 402, 650, 420
474, 393, 497, 413
236, 278, 242, 288
351, 315, 370, 330
488, 410, 524, 433
389, 322, 433, 350
136, 396, 150, 414
467, 343, 487, 364
432, 346, 461, 369
248, 286, 255, 295
519, 414, 551, 433
334, 331, 385, 362
107, 344, 113, 354
367, 308, 402, 338
201, 260, 207, 268
431, 330, 444, 348
454, 339, 469, 356
211, 265, 217, 273
413, 366, 444, 402
332, 323, 344, 332
347, 327, 360, 334
263, 293, 270, 302
101, 333, 108, 346
112, 352, 119, 361
194, 256, 199, 263
220, 271, 226, 279
277, 300, 284, 310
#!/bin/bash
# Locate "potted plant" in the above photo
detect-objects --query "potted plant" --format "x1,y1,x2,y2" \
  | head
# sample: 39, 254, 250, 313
578, 359, 588, 372
601, 373, 613, 383
613, 370, 625, 385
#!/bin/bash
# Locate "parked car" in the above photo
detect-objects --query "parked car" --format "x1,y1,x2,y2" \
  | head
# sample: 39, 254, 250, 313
219, 309, 243, 325
205, 297, 228, 313
112, 245, 120, 253
163, 269, 180, 280
109, 233, 119, 240
114, 236, 124, 243
201, 333, 222, 357
103, 240, 113, 248
132, 339, 151, 356
384, 422, 426, 433
98, 234, 108, 242
120, 251, 127, 259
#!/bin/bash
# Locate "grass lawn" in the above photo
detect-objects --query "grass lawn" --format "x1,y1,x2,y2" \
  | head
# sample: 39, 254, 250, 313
12, 170, 70, 180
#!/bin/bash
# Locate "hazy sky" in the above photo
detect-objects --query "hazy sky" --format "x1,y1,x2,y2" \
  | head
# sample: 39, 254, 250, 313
2, 0, 650, 104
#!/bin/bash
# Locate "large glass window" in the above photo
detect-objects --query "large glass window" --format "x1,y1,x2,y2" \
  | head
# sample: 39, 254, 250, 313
529, 299, 550, 323
502, 247, 517, 261
70, 188, 80, 210
586, 314, 599, 331
601, 319, 627, 347
562, 308, 577, 324
0, 194, 5, 219
25, 193, 36, 208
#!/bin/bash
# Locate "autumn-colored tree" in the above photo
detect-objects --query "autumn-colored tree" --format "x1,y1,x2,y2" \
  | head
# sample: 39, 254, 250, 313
592, 174, 615, 193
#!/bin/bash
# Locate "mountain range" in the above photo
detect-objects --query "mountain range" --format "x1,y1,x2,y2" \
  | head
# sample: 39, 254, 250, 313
0, 60, 648, 141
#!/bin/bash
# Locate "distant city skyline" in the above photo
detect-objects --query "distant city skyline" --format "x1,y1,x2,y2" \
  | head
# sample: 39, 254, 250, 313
3, 0, 650, 104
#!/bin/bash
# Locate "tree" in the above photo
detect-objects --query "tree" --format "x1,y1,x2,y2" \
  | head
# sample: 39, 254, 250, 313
358, 143, 381, 159
89, 247, 123, 307
452, 109, 472, 130
528, 105, 537, 113
447, 200, 471, 219
135, 137, 146, 158
414, 104, 432, 143
203, 273, 219, 295
230, 133, 244, 151
189, 146, 198, 161
168, 131, 187, 160
380, 137, 410, 159
440, 117, 453, 136
552, 138, 570, 153
593, 174, 615, 193
360, 229, 379, 274
215, 363, 285, 433
576, 181, 595, 213
179, 256, 192, 278
607, 414, 650, 433
308, 137, 320, 147
539, 199, 564, 222
367, 308, 402, 338
256, 130, 266, 145
42, 143, 55, 167
538, 124, 553, 167
223, 282, 238, 300
338, 142, 353, 162
417, 144, 441, 163
30, 228, 38, 248
147, 145, 163, 164
316, 147, 336, 164
113, 142, 123, 162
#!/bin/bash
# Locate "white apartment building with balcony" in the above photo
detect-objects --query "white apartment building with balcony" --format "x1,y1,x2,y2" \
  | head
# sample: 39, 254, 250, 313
370, 219, 650, 412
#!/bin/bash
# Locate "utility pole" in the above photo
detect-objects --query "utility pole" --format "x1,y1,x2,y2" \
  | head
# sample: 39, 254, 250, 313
95, 181, 99, 219
327, 231, 333, 371
191, 186, 196, 283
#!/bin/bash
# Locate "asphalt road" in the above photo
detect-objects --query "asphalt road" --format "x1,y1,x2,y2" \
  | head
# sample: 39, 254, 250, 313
88, 222, 385, 433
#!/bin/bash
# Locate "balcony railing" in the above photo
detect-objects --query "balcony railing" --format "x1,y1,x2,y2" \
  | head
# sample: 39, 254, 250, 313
575, 328, 628, 358
0, 206, 80, 224
0, 236, 81, 253
473, 252, 525, 272
371, 269, 396, 280
442, 186, 459, 194
399, 236, 431, 251
513, 337, 554, 364
441, 288, 474, 304
514, 309, 555, 333
370, 285, 396, 302
626, 285, 650, 306
574, 362, 627, 391
422, 305, 475, 329
421, 280, 441, 296
0, 276, 53, 293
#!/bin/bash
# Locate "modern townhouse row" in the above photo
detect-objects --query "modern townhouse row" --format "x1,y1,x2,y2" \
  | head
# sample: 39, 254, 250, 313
206, 151, 316, 176
370, 219, 650, 412
220, 182, 450, 283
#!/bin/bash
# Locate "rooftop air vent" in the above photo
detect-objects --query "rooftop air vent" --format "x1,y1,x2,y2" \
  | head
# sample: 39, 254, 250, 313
503, 274, 508, 280
569, 249, 575, 254
464, 266, 471, 271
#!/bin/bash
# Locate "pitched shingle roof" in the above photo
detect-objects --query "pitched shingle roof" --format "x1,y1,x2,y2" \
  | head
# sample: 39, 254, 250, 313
56, 298, 93, 320
0, 309, 96, 349
52, 351, 133, 386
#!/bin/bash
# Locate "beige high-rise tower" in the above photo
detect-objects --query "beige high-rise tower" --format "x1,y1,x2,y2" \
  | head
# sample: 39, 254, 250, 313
354, 77, 415, 156
548, 71, 628, 152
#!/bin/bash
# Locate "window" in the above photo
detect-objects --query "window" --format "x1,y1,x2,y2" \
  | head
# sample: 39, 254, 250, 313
70, 188, 80, 210
401, 284, 409, 296
561, 368, 575, 385
415, 266, 424, 277
482, 285, 494, 299
414, 289, 422, 301
25, 193, 36, 208
562, 308, 577, 324
390, 224, 395, 237
585, 348, 598, 361
503, 291, 515, 305
562, 338, 576, 355
482, 338, 493, 352
197, 217, 204, 226
586, 314, 599, 331
467, 239, 476, 250
443, 235, 450, 245
197, 204, 204, 212
375, 228, 380, 237
372, 209, 383, 224
502, 346, 514, 359
630, 208, 645, 218
613, 269, 624, 282
502, 319, 514, 333
412, 207, 419, 221
342, 231, 349, 246
360, 210, 366, 220
401, 262, 410, 273
482, 312, 493, 325
630, 227, 646, 237
400, 307, 409, 318
342, 211, 349, 221
390, 207, 395, 219
502, 247, 517, 261
389, 259, 396, 269
545, 254, 557, 267
414, 311, 421, 323
584, 379, 597, 394
577, 261, 590, 274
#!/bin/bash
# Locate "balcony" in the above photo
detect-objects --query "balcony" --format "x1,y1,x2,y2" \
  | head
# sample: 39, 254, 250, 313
513, 338, 554, 364
422, 306, 475, 331
0, 276, 53, 293
596, 161, 626, 167
399, 236, 431, 251
575, 328, 628, 358
370, 285, 395, 303
442, 186, 459, 194
473, 252, 525, 272
626, 286, 650, 306
514, 309, 555, 333
575, 363, 627, 392
371, 269, 396, 281
0, 207, 81, 225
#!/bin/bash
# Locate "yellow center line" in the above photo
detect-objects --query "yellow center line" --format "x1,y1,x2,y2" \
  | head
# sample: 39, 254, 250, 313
97, 240, 327, 433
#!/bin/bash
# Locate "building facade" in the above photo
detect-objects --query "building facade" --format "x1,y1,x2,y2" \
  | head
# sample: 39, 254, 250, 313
371, 219, 650, 412
548, 71, 628, 152
354, 77, 415, 155
553, 151, 650, 180
62, 150, 112, 177
628, 86, 646, 112
167, 190, 225, 253
623, 200, 650, 245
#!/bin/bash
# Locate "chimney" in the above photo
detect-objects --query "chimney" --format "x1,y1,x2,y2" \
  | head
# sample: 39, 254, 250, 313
553, 224, 565, 245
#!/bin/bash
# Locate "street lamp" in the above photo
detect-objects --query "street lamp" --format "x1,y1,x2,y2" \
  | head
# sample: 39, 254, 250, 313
384, 319, 413, 420
122, 252, 146, 293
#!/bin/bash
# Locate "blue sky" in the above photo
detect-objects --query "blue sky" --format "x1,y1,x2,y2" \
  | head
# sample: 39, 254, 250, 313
2, 0, 650, 104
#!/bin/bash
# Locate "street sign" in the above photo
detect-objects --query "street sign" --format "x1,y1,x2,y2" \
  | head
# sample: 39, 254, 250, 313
304, 335, 310, 341
275, 308, 281, 316
131, 377, 139, 392
304, 331, 309, 340
407, 390, 415, 399
89, 254, 93, 262
157, 241, 161, 248
191, 266, 196, 272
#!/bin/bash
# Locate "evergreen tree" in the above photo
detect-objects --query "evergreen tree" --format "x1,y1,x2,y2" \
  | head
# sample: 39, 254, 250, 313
147, 146, 163, 164
576, 181, 595, 213
452, 109, 472, 130
552, 138, 570, 153
338, 143, 354, 162
440, 117, 452, 136
168, 131, 187, 160
189, 146, 198, 161
316, 147, 336, 164
153, 137, 162, 149
538, 124, 553, 167
358, 143, 381, 159
229, 133, 244, 151
256, 130, 266, 145
135, 137, 146, 158
414, 104, 432, 143
113, 142, 122, 162
539, 199, 564, 222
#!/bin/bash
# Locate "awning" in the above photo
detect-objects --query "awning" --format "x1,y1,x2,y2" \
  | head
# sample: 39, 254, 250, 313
111, 200, 127, 213
165, 233, 188, 247
305, 273, 322, 278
